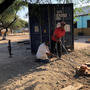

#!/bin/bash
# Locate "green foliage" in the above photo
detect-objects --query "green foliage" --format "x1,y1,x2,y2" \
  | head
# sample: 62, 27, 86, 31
87, 5, 90, 15
0, 0, 4, 4
0, 0, 28, 30
74, 7, 83, 17
10, 18, 28, 30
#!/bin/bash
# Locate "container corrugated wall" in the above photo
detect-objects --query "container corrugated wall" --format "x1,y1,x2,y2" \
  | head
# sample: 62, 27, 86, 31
29, 4, 74, 54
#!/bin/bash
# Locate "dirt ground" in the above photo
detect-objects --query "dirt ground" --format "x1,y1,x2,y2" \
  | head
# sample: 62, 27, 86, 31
0, 34, 90, 90
74, 36, 90, 50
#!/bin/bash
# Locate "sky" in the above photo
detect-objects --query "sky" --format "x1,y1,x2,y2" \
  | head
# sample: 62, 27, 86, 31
17, 0, 90, 22
17, 0, 58, 21
17, 7, 28, 21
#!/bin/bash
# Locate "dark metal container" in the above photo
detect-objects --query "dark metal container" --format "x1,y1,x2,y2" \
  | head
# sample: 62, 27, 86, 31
29, 4, 74, 54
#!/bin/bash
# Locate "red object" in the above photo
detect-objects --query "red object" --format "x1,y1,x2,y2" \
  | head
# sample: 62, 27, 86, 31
61, 21, 66, 26
80, 65, 88, 70
51, 27, 65, 41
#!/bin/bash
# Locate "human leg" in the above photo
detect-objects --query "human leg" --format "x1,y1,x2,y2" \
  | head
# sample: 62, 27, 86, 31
35, 59, 42, 62
41, 59, 50, 63
51, 40, 56, 54
57, 42, 62, 58
35, 59, 50, 63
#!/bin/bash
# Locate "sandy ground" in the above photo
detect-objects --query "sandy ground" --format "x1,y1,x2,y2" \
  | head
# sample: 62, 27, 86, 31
74, 36, 90, 50
0, 34, 90, 90
0, 33, 29, 43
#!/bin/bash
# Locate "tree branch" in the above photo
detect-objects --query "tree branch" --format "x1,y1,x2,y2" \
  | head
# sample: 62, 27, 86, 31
6, 17, 17, 28
35, 0, 40, 3
0, 0, 16, 14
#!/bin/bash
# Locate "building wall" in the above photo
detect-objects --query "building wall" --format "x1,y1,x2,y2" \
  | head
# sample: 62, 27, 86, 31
74, 28, 90, 36
77, 15, 90, 28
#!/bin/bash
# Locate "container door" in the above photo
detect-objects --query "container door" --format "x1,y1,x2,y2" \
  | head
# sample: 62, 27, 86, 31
55, 4, 74, 51
29, 5, 41, 54
40, 5, 49, 42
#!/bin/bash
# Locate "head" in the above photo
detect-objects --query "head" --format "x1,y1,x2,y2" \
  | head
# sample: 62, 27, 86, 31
45, 41, 49, 46
60, 21, 65, 29
56, 22, 61, 28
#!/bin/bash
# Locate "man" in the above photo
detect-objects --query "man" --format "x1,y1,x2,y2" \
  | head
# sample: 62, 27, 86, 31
51, 21, 66, 59
36, 41, 52, 63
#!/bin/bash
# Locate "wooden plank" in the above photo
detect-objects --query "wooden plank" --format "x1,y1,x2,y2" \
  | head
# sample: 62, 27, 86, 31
61, 83, 83, 90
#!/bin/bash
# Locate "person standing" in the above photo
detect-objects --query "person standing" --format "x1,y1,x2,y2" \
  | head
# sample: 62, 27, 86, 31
51, 21, 66, 59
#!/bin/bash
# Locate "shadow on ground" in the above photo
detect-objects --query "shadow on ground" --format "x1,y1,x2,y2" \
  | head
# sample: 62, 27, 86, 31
0, 39, 47, 86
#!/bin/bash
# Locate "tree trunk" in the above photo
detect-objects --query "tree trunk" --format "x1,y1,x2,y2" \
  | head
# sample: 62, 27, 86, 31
1, 16, 16, 40
2, 27, 8, 40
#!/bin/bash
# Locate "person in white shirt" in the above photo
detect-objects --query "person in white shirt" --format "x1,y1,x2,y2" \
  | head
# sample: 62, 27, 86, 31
36, 41, 52, 63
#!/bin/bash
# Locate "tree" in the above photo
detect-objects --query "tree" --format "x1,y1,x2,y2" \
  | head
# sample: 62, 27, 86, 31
56, 0, 90, 4
0, 0, 29, 14
10, 18, 28, 31
0, 0, 28, 39
0, 0, 89, 39
0, 0, 16, 14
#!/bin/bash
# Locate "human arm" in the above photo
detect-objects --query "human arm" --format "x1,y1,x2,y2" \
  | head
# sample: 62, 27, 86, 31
52, 28, 65, 42
46, 52, 52, 56
56, 29, 66, 42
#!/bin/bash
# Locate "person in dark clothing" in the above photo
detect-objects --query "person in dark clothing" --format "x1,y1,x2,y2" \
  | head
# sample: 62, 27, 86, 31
8, 40, 12, 58
51, 21, 66, 59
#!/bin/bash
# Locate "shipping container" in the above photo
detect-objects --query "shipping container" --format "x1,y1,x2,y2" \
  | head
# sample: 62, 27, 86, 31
29, 4, 74, 54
